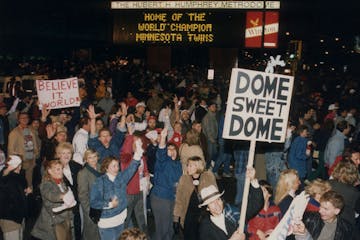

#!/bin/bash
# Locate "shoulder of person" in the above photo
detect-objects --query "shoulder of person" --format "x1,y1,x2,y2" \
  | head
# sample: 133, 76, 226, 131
70, 160, 83, 172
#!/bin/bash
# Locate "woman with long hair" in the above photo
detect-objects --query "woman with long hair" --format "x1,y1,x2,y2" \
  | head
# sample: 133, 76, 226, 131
173, 156, 217, 239
56, 142, 82, 240
274, 169, 301, 215
32, 160, 75, 240
330, 161, 360, 226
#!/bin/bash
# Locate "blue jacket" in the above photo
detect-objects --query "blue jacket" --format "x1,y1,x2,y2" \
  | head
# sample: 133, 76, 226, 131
288, 135, 308, 178
90, 160, 139, 219
152, 147, 182, 201
88, 128, 125, 163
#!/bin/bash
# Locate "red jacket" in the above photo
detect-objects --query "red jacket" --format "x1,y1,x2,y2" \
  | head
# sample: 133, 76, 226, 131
247, 205, 281, 240
120, 135, 149, 195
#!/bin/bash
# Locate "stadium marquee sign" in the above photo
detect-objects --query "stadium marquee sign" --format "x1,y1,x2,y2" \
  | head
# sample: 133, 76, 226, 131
111, 1, 280, 10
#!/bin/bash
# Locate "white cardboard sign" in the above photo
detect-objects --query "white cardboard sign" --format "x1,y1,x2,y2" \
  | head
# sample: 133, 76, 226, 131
36, 77, 81, 109
223, 68, 294, 142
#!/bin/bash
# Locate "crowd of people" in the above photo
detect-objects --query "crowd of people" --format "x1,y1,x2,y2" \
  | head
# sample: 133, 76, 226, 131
0, 58, 359, 240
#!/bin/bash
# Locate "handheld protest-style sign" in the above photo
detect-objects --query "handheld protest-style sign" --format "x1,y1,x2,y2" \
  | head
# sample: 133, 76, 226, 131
223, 68, 294, 232
36, 77, 81, 110
223, 68, 293, 142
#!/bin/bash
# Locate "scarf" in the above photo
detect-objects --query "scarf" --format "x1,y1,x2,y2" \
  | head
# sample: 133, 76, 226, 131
85, 163, 102, 178
52, 178, 62, 185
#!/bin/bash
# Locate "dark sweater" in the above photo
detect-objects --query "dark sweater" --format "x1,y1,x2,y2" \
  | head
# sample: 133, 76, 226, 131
0, 170, 27, 223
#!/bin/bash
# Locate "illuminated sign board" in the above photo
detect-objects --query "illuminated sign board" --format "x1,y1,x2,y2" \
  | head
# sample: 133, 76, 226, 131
135, 12, 213, 44
113, 11, 247, 45
112, 1, 280, 46
111, 1, 280, 9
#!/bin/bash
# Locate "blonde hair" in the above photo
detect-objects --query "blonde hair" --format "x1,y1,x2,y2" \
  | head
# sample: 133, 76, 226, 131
274, 169, 299, 205
83, 149, 99, 163
56, 142, 73, 157
187, 156, 205, 174
184, 129, 200, 146
305, 179, 331, 198
331, 161, 360, 185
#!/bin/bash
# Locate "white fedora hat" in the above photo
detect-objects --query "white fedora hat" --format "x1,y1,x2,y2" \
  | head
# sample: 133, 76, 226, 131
7, 155, 22, 168
198, 185, 224, 207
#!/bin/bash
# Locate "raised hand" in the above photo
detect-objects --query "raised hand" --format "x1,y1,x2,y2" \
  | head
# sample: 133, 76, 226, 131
87, 105, 100, 119
161, 127, 168, 138
46, 124, 56, 139
41, 106, 51, 122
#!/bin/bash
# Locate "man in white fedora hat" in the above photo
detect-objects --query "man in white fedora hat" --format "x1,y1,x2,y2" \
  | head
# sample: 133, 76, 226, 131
198, 167, 264, 240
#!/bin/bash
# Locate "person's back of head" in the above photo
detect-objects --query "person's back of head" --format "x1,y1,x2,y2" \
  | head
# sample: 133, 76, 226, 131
305, 179, 331, 200
275, 169, 299, 205
336, 120, 349, 133
331, 161, 359, 186
119, 228, 147, 240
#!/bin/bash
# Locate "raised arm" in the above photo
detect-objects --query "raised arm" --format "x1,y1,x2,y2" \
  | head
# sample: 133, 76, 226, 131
87, 105, 101, 137
245, 167, 264, 221
159, 127, 168, 149
118, 138, 142, 184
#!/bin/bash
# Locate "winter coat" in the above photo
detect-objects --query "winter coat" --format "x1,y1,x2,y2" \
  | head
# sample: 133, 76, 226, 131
174, 171, 217, 227
329, 180, 360, 226
90, 160, 139, 219
199, 185, 264, 240
31, 179, 73, 240
303, 211, 353, 239
151, 147, 182, 201
288, 136, 308, 179
88, 128, 125, 163
8, 126, 40, 160
0, 170, 27, 224
77, 164, 101, 240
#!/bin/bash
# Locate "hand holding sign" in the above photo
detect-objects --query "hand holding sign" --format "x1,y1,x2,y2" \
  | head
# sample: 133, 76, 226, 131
224, 68, 294, 234
41, 106, 51, 122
